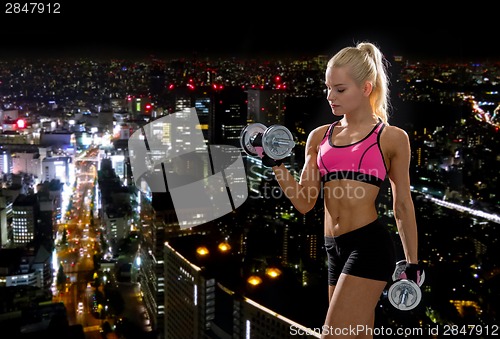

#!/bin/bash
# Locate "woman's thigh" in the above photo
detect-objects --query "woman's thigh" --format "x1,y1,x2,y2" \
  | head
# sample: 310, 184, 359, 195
322, 274, 387, 338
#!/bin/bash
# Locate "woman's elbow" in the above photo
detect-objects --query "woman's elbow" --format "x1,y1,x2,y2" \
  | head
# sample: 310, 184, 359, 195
294, 200, 315, 215
393, 200, 415, 220
295, 206, 309, 215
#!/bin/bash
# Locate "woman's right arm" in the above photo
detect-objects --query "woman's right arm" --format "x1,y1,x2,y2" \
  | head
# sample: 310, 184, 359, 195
271, 127, 324, 214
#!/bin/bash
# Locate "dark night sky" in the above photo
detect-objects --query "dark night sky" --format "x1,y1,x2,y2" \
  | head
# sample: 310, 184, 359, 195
1, 4, 500, 61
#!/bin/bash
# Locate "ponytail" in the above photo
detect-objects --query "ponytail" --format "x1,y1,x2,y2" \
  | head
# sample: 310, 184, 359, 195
328, 41, 391, 124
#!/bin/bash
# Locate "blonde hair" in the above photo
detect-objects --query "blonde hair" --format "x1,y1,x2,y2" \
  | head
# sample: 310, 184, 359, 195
327, 41, 391, 124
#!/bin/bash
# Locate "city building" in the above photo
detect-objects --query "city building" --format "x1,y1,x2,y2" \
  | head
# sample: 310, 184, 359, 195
247, 88, 287, 126
163, 239, 321, 338
0, 245, 52, 290
12, 194, 39, 245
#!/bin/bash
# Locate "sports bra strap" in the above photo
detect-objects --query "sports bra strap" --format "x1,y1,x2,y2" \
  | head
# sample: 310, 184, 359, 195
323, 120, 339, 139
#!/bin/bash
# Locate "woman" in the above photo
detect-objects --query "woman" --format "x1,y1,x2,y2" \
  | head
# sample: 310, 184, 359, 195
264, 42, 420, 338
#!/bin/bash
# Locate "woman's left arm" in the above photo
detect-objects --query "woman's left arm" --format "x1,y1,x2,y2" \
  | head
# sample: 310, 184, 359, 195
385, 126, 419, 264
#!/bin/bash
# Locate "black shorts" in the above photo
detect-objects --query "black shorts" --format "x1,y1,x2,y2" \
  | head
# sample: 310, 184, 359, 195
324, 219, 396, 285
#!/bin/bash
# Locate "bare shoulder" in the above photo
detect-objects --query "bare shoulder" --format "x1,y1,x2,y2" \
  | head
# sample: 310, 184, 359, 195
306, 125, 330, 153
384, 125, 408, 141
307, 124, 330, 144
309, 124, 330, 140
381, 125, 410, 157
382, 125, 409, 143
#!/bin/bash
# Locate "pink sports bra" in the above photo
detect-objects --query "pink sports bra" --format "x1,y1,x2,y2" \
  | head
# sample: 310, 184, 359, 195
317, 120, 387, 187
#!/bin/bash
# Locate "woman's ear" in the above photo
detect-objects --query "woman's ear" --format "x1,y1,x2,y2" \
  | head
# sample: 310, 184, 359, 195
363, 81, 373, 96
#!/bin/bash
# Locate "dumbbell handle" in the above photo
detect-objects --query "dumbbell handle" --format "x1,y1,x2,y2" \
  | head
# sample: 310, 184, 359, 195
399, 286, 410, 306
271, 138, 295, 148
251, 133, 295, 148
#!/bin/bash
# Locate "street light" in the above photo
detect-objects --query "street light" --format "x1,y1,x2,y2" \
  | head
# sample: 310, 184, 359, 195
265, 267, 282, 278
218, 242, 231, 252
247, 276, 262, 286
196, 246, 209, 256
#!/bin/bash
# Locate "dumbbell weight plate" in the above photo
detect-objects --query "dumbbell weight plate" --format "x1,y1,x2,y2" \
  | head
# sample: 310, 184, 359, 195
392, 260, 407, 281
240, 123, 267, 156
388, 279, 422, 311
392, 260, 425, 286
261, 124, 295, 160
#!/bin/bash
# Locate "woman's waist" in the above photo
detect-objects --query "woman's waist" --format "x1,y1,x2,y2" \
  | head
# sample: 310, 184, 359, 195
324, 207, 379, 237
324, 217, 387, 243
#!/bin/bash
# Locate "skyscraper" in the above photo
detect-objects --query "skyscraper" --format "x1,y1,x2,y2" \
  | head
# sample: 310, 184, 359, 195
246, 88, 286, 126
12, 194, 39, 245
164, 241, 212, 339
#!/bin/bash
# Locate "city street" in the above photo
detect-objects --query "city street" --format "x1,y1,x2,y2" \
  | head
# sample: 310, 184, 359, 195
52, 147, 152, 338
52, 149, 106, 337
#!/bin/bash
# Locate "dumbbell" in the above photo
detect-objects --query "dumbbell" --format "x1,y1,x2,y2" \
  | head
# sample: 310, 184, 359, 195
240, 123, 295, 160
388, 260, 425, 311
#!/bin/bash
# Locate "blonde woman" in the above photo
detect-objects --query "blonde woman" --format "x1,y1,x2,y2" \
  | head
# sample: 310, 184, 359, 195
263, 42, 420, 338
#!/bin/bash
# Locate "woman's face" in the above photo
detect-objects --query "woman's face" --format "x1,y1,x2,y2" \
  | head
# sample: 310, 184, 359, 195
325, 66, 366, 117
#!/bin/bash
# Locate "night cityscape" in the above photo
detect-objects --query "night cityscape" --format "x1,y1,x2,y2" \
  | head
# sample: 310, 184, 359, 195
0, 10, 499, 339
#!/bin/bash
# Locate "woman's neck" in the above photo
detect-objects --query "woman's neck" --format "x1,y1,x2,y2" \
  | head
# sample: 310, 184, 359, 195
341, 111, 378, 127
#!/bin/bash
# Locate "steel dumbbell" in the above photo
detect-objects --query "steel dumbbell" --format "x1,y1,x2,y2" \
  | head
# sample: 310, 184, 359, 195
240, 123, 295, 160
388, 260, 425, 311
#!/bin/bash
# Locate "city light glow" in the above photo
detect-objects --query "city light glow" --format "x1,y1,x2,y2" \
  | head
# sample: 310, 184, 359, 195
196, 246, 209, 256
265, 268, 282, 278
218, 242, 231, 252
247, 276, 262, 286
